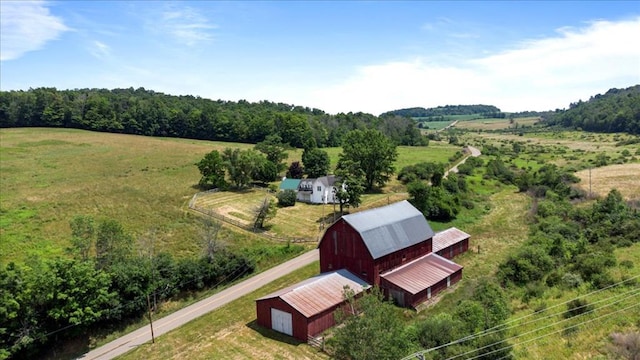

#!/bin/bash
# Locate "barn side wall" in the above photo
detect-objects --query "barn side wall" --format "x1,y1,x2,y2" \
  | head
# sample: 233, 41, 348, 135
256, 298, 309, 342
436, 238, 470, 260
319, 219, 433, 286
379, 269, 464, 308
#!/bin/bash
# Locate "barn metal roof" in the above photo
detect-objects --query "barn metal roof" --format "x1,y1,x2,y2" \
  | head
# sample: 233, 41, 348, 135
432, 227, 470, 253
256, 269, 370, 318
342, 200, 434, 259
380, 253, 463, 295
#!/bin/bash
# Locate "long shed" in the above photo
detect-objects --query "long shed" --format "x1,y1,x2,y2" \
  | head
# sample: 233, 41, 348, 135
255, 269, 369, 341
432, 227, 470, 260
380, 253, 463, 308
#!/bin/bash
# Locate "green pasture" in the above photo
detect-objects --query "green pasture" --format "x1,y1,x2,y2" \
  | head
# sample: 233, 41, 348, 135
0, 128, 461, 264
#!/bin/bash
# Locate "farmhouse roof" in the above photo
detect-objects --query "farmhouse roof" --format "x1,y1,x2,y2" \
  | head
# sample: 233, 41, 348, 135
279, 178, 301, 191
342, 200, 434, 259
432, 227, 470, 253
317, 175, 338, 187
381, 253, 463, 295
256, 269, 370, 318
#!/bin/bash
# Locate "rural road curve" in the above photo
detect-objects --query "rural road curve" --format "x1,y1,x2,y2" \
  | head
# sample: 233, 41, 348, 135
445, 145, 481, 177
78, 249, 319, 360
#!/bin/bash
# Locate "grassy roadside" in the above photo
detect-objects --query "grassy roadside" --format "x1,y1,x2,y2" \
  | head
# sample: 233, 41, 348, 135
118, 261, 328, 360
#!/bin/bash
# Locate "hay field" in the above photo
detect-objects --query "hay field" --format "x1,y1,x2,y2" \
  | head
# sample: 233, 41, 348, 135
575, 163, 640, 202
454, 117, 540, 131
0, 128, 253, 263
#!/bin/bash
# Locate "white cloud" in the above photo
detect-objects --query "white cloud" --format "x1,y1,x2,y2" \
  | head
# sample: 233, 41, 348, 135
155, 4, 217, 46
0, 1, 70, 61
306, 17, 640, 114
89, 40, 111, 59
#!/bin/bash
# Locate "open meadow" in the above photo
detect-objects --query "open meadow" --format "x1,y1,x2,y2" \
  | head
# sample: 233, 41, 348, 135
0, 128, 460, 264
454, 116, 540, 131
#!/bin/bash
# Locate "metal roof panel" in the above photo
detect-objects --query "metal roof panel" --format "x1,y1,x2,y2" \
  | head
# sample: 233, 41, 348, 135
380, 253, 463, 294
257, 269, 370, 318
343, 201, 434, 259
432, 227, 470, 253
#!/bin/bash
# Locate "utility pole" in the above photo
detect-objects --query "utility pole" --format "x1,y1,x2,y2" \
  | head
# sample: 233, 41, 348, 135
589, 168, 593, 198
147, 294, 155, 344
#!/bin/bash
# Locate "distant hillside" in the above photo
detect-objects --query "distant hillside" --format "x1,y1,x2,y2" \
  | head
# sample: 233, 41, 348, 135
381, 104, 501, 118
0, 87, 424, 147
547, 85, 640, 134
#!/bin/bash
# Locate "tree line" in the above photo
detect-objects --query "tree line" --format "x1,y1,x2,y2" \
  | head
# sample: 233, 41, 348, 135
545, 85, 640, 134
381, 104, 501, 118
0, 216, 254, 360
0, 87, 424, 148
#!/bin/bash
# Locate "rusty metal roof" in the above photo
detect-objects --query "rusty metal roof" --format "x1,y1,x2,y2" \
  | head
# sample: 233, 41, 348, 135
342, 200, 434, 259
256, 269, 370, 318
380, 253, 463, 295
433, 227, 470, 253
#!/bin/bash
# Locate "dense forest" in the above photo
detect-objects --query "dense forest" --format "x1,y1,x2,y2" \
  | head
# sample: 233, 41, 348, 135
546, 85, 640, 134
0, 87, 424, 148
380, 104, 501, 118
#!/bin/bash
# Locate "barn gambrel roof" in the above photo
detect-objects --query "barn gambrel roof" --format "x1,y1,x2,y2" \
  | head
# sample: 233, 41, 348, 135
341, 200, 434, 259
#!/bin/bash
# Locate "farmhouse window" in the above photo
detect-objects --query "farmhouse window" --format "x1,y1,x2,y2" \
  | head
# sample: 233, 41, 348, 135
317, 186, 322, 191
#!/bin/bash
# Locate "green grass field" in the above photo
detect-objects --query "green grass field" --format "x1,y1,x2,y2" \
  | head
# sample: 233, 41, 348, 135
0, 128, 461, 264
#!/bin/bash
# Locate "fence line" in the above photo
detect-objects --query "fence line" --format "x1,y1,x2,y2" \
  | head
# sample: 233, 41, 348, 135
188, 190, 317, 244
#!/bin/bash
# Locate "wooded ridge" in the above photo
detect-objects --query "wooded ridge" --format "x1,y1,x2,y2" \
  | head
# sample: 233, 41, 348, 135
0, 87, 423, 148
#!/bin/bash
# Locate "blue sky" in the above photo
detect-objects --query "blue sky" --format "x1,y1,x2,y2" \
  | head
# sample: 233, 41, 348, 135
1, 1, 639, 115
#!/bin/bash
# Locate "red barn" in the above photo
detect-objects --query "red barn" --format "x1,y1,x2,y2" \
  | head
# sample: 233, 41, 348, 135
255, 269, 369, 341
319, 200, 435, 286
433, 227, 470, 260
257, 200, 470, 339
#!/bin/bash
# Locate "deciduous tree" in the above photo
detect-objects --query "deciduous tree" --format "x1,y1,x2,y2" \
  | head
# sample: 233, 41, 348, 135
337, 129, 397, 191
197, 150, 227, 189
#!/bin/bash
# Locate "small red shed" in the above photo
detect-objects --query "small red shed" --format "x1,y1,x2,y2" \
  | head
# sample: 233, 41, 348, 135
380, 253, 463, 308
433, 227, 470, 260
255, 269, 369, 342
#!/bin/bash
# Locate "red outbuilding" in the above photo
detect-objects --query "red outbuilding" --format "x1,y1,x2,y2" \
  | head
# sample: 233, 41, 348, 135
433, 227, 470, 260
255, 269, 369, 341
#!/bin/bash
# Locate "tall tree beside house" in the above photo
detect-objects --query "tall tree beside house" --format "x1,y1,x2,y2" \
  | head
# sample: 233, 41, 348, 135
334, 160, 365, 214
302, 147, 331, 178
337, 129, 397, 191
196, 150, 227, 190
286, 161, 304, 179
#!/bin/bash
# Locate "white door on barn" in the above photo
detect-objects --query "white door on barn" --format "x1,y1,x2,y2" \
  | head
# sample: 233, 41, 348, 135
271, 308, 293, 336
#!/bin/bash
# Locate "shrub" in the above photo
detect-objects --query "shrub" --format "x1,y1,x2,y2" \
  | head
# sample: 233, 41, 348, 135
277, 189, 297, 207
564, 299, 592, 319
561, 272, 583, 289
